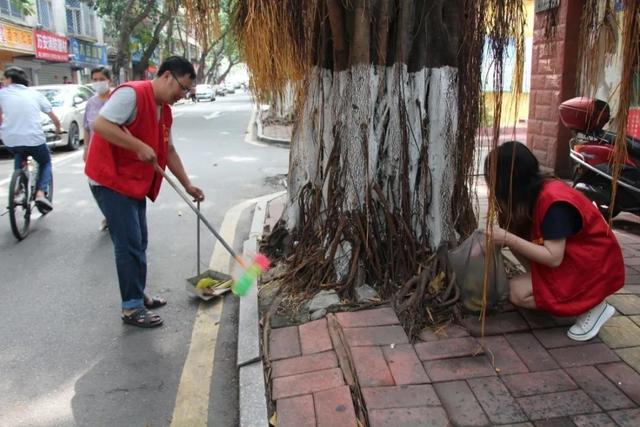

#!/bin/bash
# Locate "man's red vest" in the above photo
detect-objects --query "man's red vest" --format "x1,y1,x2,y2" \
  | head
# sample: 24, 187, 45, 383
531, 180, 624, 316
84, 81, 172, 201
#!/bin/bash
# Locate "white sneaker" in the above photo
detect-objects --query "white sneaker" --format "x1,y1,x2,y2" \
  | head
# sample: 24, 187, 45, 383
567, 301, 616, 342
99, 218, 108, 231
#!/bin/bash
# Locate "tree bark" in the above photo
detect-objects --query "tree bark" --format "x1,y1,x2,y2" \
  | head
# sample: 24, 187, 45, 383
133, 14, 172, 80
113, 0, 156, 83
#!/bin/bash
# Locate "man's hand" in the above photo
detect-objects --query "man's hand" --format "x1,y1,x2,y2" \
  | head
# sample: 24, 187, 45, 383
55, 125, 63, 134
185, 184, 204, 202
136, 143, 157, 163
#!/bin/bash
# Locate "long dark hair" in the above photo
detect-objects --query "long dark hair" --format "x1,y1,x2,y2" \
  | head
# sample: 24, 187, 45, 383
484, 141, 549, 237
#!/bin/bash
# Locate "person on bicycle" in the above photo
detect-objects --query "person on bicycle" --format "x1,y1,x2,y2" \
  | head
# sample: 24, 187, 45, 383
0, 66, 62, 213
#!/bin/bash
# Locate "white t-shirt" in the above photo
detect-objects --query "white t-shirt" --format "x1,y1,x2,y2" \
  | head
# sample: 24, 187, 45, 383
0, 84, 52, 147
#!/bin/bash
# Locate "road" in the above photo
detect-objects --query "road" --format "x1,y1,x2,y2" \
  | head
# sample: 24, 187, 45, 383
0, 93, 288, 426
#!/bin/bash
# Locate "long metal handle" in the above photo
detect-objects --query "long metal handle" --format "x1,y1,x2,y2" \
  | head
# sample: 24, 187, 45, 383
197, 200, 201, 276
156, 166, 247, 268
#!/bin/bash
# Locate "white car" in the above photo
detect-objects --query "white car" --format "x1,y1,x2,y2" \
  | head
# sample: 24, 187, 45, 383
195, 84, 215, 102
34, 84, 95, 150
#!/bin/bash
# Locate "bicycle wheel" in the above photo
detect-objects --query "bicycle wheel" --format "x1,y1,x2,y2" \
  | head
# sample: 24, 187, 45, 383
8, 170, 31, 240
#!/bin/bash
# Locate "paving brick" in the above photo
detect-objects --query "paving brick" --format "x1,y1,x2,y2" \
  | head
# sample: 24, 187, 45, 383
414, 337, 483, 361
598, 316, 640, 349
299, 318, 333, 355
615, 347, 640, 374
423, 354, 497, 382
418, 324, 470, 341
362, 384, 440, 409
350, 346, 394, 387
516, 390, 600, 420
500, 424, 534, 427
272, 367, 344, 400
314, 385, 357, 427
565, 366, 635, 410
607, 295, 640, 315
533, 419, 578, 427
468, 377, 528, 424
506, 333, 560, 371
382, 344, 430, 385
572, 413, 617, 427
270, 326, 301, 361
631, 315, 640, 327
597, 362, 640, 405
520, 308, 558, 329
344, 325, 409, 347
462, 311, 530, 337
481, 336, 529, 374
534, 327, 601, 349
336, 307, 399, 328
433, 381, 490, 426
369, 407, 449, 427
607, 408, 640, 427
276, 394, 316, 427
502, 370, 577, 397
271, 351, 338, 379
550, 343, 620, 368
624, 285, 640, 294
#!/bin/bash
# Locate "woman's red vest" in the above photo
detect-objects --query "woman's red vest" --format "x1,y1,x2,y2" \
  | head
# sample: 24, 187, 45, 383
531, 180, 624, 316
84, 81, 172, 201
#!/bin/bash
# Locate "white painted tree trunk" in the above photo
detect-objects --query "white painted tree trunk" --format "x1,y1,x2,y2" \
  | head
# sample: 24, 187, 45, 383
285, 64, 459, 278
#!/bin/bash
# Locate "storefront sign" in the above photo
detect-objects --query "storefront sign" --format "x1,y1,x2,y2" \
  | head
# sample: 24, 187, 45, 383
69, 37, 107, 68
535, 0, 560, 13
0, 22, 34, 54
34, 30, 68, 62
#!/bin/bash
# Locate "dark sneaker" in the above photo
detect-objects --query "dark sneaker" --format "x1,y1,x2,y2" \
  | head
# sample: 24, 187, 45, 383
35, 196, 53, 214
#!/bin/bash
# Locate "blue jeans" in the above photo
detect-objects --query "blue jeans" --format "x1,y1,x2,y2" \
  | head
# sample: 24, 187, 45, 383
91, 185, 147, 310
7, 144, 52, 193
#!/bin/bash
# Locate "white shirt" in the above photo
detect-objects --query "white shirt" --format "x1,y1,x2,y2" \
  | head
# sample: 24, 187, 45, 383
0, 84, 52, 147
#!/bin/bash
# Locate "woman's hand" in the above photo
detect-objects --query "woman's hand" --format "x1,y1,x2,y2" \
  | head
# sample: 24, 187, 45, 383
489, 225, 509, 246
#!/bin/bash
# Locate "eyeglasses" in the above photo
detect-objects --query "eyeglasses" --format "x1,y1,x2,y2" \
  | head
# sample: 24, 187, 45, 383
171, 72, 192, 94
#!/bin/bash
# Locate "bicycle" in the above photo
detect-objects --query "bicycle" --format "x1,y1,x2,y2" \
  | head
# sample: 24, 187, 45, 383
6, 133, 63, 240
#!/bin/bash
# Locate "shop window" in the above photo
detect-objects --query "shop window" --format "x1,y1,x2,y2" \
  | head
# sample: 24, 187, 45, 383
37, 0, 53, 29
0, 0, 25, 19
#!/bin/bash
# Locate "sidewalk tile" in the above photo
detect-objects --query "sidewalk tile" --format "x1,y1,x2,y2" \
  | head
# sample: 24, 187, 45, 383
495, 423, 533, 427
414, 337, 483, 361
350, 346, 394, 386
624, 285, 640, 294
550, 343, 620, 368
314, 385, 357, 427
276, 395, 316, 427
506, 333, 560, 371
344, 325, 409, 347
271, 351, 338, 379
299, 318, 333, 355
572, 413, 617, 427
272, 367, 344, 400
631, 315, 640, 327
519, 308, 558, 329
481, 336, 529, 374
423, 355, 497, 382
462, 312, 530, 336
468, 377, 528, 424
433, 381, 490, 426
615, 346, 640, 373
369, 407, 449, 427
598, 316, 640, 349
607, 408, 640, 427
597, 362, 640, 405
501, 370, 577, 397
382, 344, 430, 384
418, 324, 470, 341
565, 366, 635, 410
362, 384, 440, 409
270, 326, 301, 361
533, 418, 578, 426
516, 390, 599, 420
336, 307, 399, 328
534, 327, 601, 349
607, 295, 640, 315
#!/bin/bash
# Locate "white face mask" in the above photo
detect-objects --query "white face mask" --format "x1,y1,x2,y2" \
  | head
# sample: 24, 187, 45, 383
92, 81, 110, 95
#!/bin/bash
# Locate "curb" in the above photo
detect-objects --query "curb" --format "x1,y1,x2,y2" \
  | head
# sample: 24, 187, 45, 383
238, 190, 286, 427
255, 106, 292, 148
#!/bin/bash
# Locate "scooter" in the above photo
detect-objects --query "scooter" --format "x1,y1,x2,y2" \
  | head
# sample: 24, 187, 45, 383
559, 97, 640, 217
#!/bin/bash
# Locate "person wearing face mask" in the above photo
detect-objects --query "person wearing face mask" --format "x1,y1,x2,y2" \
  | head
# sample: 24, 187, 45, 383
85, 56, 204, 328
83, 66, 112, 230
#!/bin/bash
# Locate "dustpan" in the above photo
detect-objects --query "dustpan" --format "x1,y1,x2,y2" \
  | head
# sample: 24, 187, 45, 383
184, 201, 233, 301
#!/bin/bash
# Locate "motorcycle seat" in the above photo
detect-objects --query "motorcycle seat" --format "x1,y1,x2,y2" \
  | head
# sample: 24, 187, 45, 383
600, 131, 640, 158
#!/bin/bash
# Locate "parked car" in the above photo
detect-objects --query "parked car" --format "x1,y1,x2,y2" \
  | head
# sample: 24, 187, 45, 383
0, 111, 63, 151
33, 84, 95, 150
215, 85, 226, 97
195, 84, 215, 102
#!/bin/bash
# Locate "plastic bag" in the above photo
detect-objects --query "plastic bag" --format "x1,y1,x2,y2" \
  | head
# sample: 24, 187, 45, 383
447, 230, 509, 313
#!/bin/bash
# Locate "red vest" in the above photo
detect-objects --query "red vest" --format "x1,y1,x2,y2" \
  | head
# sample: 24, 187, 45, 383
84, 81, 172, 201
531, 180, 624, 316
